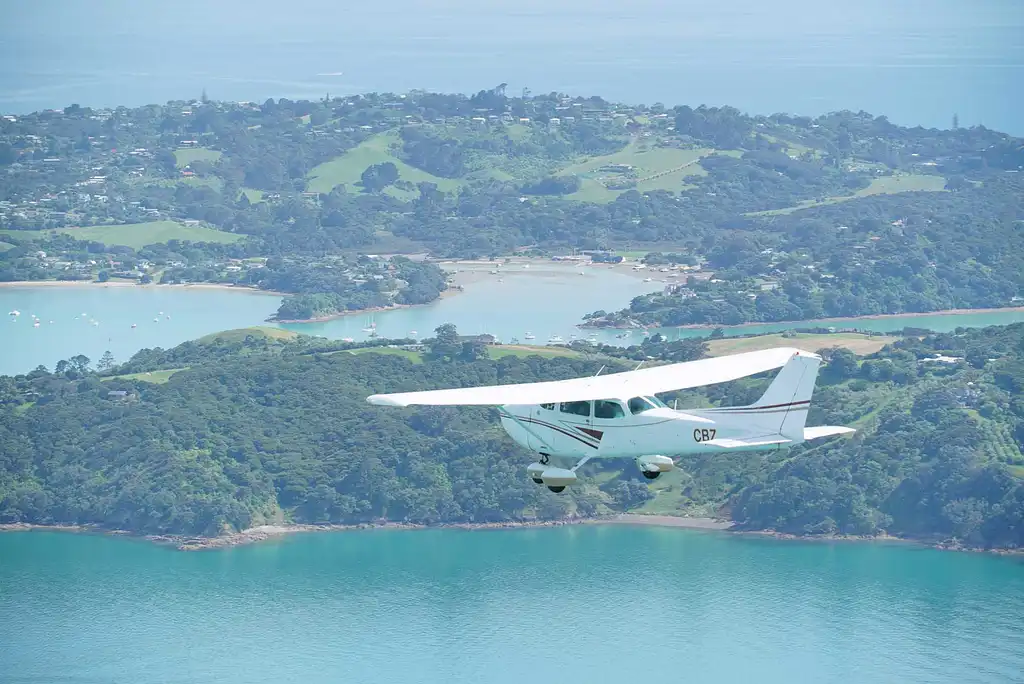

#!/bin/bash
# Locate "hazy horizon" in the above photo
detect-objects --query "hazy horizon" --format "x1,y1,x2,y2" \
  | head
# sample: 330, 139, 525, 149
1, 0, 1022, 131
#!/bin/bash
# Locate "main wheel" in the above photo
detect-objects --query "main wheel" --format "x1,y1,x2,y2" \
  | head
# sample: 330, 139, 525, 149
642, 470, 661, 480
547, 485, 566, 493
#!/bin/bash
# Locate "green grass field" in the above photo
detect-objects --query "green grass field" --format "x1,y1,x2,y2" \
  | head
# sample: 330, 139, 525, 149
198, 327, 299, 344
240, 188, 265, 204
173, 147, 222, 168
306, 131, 464, 199
344, 346, 424, 362
486, 345, 582, 360
103, 368, 186, 384
557, 141, 714, 203
56, 221, 241, 249
748, 174, 947, 216
708, 332, 897, 357
336, 344, 583, 363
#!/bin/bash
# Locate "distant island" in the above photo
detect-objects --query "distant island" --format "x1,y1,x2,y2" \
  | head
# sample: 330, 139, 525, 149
0, 322, 1022, 552
1, 89, 1021, 324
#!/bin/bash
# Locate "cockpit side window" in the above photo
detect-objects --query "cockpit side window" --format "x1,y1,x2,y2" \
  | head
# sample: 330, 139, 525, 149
559, 401, 592, 417
594, 399, 625, 419
540, 403, 555, 410
627, 396, 656, 414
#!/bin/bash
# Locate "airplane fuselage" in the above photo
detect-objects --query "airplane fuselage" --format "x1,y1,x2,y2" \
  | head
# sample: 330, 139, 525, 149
498, 396, 803, 462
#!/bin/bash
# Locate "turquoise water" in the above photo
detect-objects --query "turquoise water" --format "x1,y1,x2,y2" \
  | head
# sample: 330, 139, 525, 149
1, 527, 1023, 683
0, 286, 281, 376
3, 272, 1024, 376
277, 265, 660, 344
1, 0, 1021, 133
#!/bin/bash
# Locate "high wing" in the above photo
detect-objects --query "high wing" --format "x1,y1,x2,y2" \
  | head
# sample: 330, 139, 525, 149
366, 347, 802, 407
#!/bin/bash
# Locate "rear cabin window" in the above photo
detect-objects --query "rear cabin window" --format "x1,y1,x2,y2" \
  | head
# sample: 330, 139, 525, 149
594, 400, 625, 419
559, 401, 592, 417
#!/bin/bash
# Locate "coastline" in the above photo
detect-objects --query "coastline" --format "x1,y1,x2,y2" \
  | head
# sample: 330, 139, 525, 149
272, 285, 468, 324
581, 305, 1024, 331
0, 280, 284, 295
4, 515, 1019, 556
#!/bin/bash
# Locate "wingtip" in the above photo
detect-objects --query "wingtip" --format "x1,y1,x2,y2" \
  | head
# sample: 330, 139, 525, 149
367, 394, 405, 407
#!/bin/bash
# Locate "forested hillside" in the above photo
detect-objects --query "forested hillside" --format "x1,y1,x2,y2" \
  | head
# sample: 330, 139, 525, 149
2, 324, 1022, 549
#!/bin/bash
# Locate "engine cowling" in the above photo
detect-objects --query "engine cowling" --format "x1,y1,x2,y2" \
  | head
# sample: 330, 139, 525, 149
636, 454, 674, 475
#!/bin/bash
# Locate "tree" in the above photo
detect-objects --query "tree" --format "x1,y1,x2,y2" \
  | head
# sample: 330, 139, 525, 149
360, 162, 399, 192
97, 351, 116, 372
97, 270, 110, 283
69, 355, 91, 373
426, 323, 461, 361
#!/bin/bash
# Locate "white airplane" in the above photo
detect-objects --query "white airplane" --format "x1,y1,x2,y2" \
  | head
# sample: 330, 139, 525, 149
367, 347, 855, 492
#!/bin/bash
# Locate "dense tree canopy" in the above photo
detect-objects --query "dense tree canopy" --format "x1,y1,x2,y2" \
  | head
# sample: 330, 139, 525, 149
2, 323, 1023, 549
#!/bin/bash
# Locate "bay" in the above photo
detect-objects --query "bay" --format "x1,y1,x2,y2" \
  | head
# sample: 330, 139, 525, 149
4, 266, 1024, 377
1, 527, 1023, 684
0, 0, 1021, 133
0, 286, 281, 376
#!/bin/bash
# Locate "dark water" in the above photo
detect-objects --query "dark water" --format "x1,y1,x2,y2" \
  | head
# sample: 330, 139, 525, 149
1, 527, 1023, 684
1, 0, 1021, 133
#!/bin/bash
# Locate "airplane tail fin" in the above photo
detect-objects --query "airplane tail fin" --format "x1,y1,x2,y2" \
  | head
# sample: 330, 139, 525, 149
745, 350, 821, 441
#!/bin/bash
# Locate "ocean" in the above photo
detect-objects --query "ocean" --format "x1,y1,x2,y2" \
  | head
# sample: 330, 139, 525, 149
2, 526, 1023, 684
0, 0, 1021, 133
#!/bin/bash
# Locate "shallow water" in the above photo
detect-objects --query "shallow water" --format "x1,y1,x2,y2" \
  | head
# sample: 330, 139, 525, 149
2, 527, 1023, 684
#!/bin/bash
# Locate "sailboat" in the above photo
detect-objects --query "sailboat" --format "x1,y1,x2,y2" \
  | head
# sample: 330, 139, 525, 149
524, 332, 536, 340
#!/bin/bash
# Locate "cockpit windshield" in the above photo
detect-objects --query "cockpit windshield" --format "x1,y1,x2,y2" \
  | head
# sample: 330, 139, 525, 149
627, 396, 666, 414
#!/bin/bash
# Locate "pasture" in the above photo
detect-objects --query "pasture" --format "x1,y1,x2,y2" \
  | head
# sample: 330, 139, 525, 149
707, 332, 897, 357
57, 221, 241, 249
306, 131, 464, 199
749, 174, 947, 216
173, 147, 222, 168
558, 140, 714, 203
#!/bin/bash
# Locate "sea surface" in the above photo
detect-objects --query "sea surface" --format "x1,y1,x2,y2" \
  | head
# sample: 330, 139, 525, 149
1, 527, 1023, 684
4, 268, 1024, 376
0, 0, 1021, 133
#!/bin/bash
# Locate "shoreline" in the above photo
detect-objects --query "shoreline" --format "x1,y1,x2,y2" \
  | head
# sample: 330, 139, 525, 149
3, 516, 1019, 556
580, 305, 1024, 331
271, 288, 465, 324
0, 280, 285, 296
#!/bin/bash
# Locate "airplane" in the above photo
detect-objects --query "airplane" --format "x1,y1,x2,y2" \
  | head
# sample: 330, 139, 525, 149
367, 347, 855, 492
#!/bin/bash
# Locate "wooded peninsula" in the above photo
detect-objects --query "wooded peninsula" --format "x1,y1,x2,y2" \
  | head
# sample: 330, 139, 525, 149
1, 322, 1023, 551
1, 89, 1021, 324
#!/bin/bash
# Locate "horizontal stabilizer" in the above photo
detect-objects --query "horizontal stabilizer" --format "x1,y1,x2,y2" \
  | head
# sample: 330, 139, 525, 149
803, 426, 856, 440
703, 436, 792, 449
